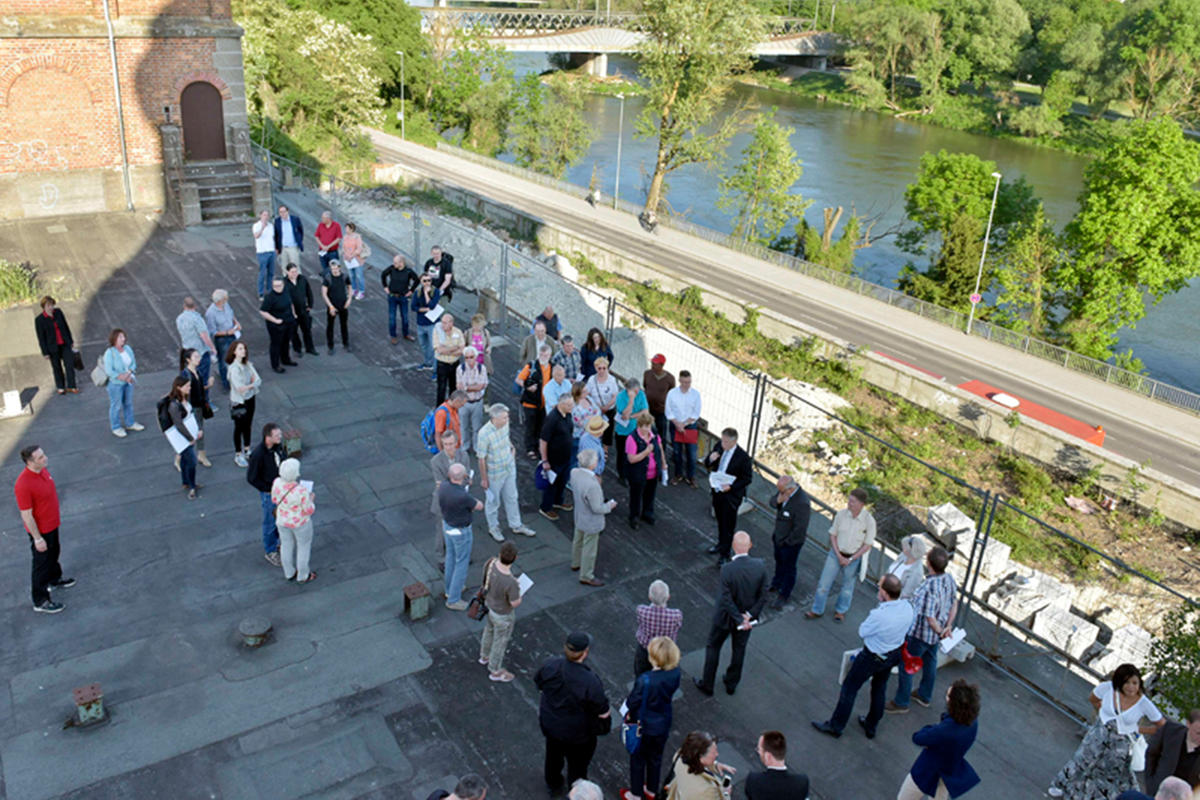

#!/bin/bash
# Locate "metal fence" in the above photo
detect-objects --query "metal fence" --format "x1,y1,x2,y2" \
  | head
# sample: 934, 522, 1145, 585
251, 142, 1197, 717
431, 141, 1200, 417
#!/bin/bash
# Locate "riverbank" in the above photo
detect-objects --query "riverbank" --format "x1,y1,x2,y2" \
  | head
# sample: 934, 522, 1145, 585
743, 66, 1118, 157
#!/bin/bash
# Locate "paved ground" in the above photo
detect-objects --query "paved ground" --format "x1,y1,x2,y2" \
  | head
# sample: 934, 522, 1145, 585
0, 211, 1084, 799
367, 130, 1200, 489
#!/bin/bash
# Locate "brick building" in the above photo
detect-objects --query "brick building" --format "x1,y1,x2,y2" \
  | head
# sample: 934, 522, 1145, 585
0, 0, 249, 220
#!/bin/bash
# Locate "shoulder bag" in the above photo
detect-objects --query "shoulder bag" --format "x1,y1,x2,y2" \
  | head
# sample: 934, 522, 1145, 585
90, 353, 108, 387
466, 557, 495, 621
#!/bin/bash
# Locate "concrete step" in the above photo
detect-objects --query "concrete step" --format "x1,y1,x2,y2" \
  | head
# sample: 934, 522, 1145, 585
200, 196, 254, 216
196, 182, 253, 200
182, 160, 247, 180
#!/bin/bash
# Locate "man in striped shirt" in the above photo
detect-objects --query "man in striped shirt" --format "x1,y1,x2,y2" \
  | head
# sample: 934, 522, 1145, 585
887, 545, 958, 713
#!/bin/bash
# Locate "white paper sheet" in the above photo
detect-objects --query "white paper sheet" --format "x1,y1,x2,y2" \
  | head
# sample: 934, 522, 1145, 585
708, 471, 733, 491
517, 573, 534, 597
164, 412, 199, 454
546, 469, 557, 484
940, 627, 967, 653
300, 480, 314, 492
424, 304, 444, 322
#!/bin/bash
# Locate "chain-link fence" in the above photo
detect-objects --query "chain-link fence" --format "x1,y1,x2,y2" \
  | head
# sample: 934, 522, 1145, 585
251, 143, 1197, 717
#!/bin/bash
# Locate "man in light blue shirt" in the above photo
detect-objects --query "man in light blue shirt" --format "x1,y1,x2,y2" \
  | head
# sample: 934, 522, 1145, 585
812, 573, 914, 740
176, 296, 217, 408
542, 364, 571, 410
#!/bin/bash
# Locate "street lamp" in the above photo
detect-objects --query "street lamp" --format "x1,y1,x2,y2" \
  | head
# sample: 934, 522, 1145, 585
966, 171, 1002, 336
394, 50, 406, 141
612, 93, 625, 210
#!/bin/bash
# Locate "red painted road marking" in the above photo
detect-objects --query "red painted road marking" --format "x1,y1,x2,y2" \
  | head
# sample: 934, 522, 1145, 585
957, 379, 1105, 447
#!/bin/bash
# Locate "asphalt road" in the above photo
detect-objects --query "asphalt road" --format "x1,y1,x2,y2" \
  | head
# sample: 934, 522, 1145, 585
373, 137, 1200, 490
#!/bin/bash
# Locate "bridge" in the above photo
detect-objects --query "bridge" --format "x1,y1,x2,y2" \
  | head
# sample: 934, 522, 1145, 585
419, 8, 842, 75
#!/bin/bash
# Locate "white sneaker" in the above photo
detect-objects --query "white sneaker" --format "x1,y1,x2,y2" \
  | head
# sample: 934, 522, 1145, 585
111, 428, 127, 438
234, 453, 248, 468
512, 525, 537, 537
488, 529, 505, 542
1047, 789, 1063, 798
127, 422, 145, 432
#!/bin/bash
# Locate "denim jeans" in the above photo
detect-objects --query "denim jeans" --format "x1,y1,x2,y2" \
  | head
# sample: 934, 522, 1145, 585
260, 491, 279, 553
180, 444, 197, 490
347, 265, 365, 295
197, 351, 212, 406
417, 326, 434, 367
213, 335, 234, 389
443, 523, 474, 602
388, 294, 411, 338
256, 251, 276, 297
318, 248, 339, 279
894, 635, 940, 707
811, 547, 861, 616
106, 380, 135, 430
672, 439, 696, 480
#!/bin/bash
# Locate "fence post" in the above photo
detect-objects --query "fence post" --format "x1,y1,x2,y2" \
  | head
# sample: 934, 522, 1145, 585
960, 491, 996, 618
747, 373, 766, 460
413, 207, 422, 261
499, 243, 510, 333
605, 296, 617, 345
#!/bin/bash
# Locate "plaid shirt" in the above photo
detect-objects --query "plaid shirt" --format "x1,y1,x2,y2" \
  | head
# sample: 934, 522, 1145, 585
552, 348, 581, 380
635, 604, 683, 647
475, 421, 516, 478
909, 573, 957, 645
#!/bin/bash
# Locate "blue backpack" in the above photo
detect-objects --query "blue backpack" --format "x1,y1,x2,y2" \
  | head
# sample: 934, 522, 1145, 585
420, 407, 440, 454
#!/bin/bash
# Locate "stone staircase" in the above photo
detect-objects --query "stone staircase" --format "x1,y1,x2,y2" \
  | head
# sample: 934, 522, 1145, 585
172, 160, 256, 224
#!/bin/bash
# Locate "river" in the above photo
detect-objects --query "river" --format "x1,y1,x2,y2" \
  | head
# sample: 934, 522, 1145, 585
503, 54, 1200, 391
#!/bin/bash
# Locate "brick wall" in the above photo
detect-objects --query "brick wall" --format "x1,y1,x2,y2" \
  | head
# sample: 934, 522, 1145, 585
5, 0, 231, 18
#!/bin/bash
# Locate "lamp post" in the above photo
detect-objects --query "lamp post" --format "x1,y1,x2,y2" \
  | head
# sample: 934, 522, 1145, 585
394, 50, 406, 141
613, 93, 625, 210
966, 171, 1002, 336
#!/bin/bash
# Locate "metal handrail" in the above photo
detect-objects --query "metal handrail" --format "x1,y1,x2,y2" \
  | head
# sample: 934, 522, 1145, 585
431, 141, 1200, 417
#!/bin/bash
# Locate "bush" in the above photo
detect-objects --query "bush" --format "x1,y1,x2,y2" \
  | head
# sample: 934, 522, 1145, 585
1148, 603, 1200, 714
0, 259, 40, 308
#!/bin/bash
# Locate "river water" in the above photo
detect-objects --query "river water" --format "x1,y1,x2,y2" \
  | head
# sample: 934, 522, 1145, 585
503, 55, 1199, 391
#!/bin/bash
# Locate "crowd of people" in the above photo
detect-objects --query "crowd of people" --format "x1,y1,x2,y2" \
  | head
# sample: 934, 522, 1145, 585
14, 205, 1194, 800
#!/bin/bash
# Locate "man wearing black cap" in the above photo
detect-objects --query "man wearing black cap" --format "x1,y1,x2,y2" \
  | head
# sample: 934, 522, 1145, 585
534, 631, 612, 793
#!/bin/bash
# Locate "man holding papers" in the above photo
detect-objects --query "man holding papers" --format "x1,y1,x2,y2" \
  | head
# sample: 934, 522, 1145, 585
704, 428, 753, 566
887, 546, 959, 714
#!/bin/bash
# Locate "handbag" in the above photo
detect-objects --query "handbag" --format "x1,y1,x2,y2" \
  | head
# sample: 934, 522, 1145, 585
622, 675, 651, 754
90, 354, 108, 387
72, 350, 85, 372
534, 462, 552, 490
466, 558, 494, 621
230, 403, 248, 421
202, 402, 214, 420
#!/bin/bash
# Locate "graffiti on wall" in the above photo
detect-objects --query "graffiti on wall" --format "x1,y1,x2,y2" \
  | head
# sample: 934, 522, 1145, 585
0, 139, 69, 171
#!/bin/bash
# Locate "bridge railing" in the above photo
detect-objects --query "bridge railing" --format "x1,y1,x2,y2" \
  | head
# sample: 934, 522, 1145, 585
429, 140, 1200, 416
419, 8, 812, 36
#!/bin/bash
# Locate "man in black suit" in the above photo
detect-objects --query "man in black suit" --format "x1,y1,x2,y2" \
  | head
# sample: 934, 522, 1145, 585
535, 631, 611, 794
746, 730, 810, 800
694, 531, 767, 696
704, 427, 753, 565
1144, 710, 1200, 796
768, 474, 811, 611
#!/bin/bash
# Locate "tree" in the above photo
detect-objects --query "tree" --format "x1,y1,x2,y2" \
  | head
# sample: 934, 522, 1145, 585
1100, 0, 1200, 124
236, 0, 385, 162
425, 27, 516, 155
508, 75, 593, 179
1057, 118, 1200, 359
936, 0, 1032, 88
635, 0, 764, 216
897, 150, 1037, 309
991, 203, 1059, 334
717, 110, 812, 246
1147, 603, 1200, 717
845, 4, 930, 109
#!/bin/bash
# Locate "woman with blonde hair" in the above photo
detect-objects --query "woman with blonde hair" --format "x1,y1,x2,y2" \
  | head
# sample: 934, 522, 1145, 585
621, 636, 682, 800
271, 458, 317, 583
586, 356, 618, 449
887, 534, 928, 600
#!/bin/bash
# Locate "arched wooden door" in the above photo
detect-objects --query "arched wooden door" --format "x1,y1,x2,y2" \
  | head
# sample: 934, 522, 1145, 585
180, 81, 226, 161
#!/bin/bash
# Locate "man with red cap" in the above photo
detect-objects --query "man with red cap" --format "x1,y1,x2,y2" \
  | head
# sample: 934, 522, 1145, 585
642, 354, 675, 448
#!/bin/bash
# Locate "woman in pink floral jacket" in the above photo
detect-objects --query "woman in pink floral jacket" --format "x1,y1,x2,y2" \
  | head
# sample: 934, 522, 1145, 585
271, 458, 316, 583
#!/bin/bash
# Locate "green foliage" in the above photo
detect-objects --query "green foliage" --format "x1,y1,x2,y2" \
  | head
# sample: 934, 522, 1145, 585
381, 102, 442, 148
991, 203, 1059, 335
936, 0, 1032, 88
425, 26, 516, 155
718, 109, 812, 246
1057, 118, 1200, 359
635, 0, 765, 214
1148, 604, 1200, 714
846, 3, 945, 110
236, 0, 385, 164
508, 75, 593, 179
0, 259, 40, 308
1101, 0, 1200, 124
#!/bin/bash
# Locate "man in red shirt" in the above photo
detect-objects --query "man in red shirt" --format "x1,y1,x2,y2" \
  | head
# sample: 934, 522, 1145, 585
13, 445, 74, 613
313, 210, 342, 279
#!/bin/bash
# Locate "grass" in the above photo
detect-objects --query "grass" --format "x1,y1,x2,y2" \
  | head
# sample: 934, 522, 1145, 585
0, 259, 40, 309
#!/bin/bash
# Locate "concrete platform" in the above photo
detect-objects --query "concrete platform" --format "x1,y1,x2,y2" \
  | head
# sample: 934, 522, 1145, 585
0, 211, 1084, 799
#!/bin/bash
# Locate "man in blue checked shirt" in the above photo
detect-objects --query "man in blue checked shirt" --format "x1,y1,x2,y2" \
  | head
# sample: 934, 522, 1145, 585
887, 545, 958, 713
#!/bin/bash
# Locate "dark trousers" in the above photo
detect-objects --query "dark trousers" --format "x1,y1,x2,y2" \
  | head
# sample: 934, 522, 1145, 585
436, 360, 457, 406
628, 476, 657, 523
634, 644, 651, 677
829, 646, 902, 734
540, 459, 570, 511
266, 321, 293, 369
602, 408, 616, 446
630, 732, 669, 798
30, 528, 63, 606
180, 444, 198, 490
700, 623, 752, 692
387, 294, 410, 338
651, 411, 668, 447
615, 433, 629, 480
771, 539, 804, 601
326, 309, 349, 348
47, 344, 77, 390
544, 733, 597, 791
232, 396, 256, 451
713, 493, 741, 558
213, 335, 234, 389
291, 312, 315, 354
523, 405, 544, 454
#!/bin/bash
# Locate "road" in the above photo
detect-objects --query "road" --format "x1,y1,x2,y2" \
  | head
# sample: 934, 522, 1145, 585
370, 131, 1200, 489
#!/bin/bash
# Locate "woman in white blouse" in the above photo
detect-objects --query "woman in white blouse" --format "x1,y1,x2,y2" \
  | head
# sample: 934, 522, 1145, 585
886, 535, 928, 599
586, 356, 619, 452
1048, 663, 1165, 799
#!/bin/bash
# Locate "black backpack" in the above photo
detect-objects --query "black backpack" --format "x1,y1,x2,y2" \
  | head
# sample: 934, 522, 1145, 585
156, 395, 173, 432
520, 361, 544, 407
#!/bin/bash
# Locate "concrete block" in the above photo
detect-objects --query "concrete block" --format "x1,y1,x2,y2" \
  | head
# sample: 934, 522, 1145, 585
179, 182, 202, 227
1032, 605, 1099, 661
1090, 624, 1153, 675
977, 537, 1012, 579
926, 502, 975, 552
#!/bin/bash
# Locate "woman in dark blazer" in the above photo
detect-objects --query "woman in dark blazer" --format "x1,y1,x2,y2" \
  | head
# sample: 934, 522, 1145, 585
621, 636, 683, 800
34, 296, 77, 394
179, 349, 213, 469
899, 679, 982, 799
